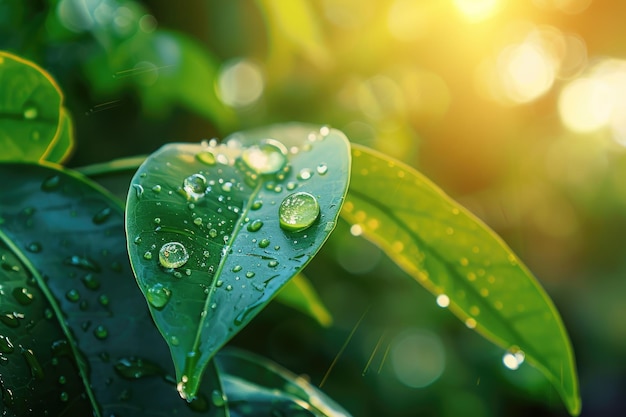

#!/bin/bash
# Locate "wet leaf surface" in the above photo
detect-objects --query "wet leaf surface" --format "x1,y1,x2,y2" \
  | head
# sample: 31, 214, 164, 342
215, 348, 352, 417
0, 163, 225, 416
0, 51, 63, 162
340, 144, 580, 416
125, 123, 350, 400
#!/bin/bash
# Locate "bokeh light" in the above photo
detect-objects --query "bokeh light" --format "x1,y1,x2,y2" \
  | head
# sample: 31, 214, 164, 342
216, 59, 265, 108
390, 329, 446, 388
453, 0, 500, 23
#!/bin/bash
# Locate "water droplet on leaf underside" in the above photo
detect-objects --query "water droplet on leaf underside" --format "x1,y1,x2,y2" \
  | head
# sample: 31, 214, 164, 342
159, 242, 189, 269
279, 191, 320, 232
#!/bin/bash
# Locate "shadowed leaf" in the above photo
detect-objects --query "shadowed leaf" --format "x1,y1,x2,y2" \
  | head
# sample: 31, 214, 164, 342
340, 144, 580, 416
125, 123, 350, 400
0, 163, 225, 416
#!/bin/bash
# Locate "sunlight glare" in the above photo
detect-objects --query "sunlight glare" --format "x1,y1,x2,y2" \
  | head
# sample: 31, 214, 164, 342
453, 0, 499, 23
558, 77, 613, 133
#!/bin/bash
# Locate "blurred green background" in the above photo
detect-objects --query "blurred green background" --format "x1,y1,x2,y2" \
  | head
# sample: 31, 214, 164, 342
2, 0, 624, 415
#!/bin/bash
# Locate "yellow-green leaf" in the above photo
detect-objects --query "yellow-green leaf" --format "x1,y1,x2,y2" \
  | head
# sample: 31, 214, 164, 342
340, 144, 580, 416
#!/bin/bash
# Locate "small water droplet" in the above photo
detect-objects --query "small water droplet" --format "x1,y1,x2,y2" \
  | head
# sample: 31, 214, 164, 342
211, 389, 227, 407
23, 106, 38, 120
502, 348, 525, 370
26, 242, 41, 253
465, 318, 477, 329
65, 289, 80, 302
193, 217, 203, 226
225, 284, 233, 291
115, 356, 164, 379
241, 139, 288, 175
0, 335, 15, 354
279, 192, 320, 232
209, 229, 218, 238
221, 182, 233, 192
245, 271, 255, 278
22, 348, 44, 379
143, 251, 153, 260
58, 375, 67, 384
320, 125, 331, 136
147, 283, 172, 309
436, 294, 450, 308
132, 183, 144, 198
247, 219, 263, 232
170, 336, 180, 346
93, 324, 108, 340
81, 273, 101, 290
196, 151, 216, 166
41, 175, 61, 191
251, 200, 263, 210
286, 181, 297, 190
316, 163, 328, 175
268, 260, 278, 267
232, 265, 242, 273
183, 173, 208, 201
63, 255, 101, 272
216, 280, 223, 287
92, 207, 112, 225
59, 391, 69, 402
159, 242, 189, 269
12, 288, 34, 307
297, 168, 313, 180
258, 238, 270, 248
460, 258, 469, 266
152, 184, 162, 193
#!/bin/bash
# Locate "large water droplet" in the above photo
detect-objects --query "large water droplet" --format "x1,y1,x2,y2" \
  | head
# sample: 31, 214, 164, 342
278, 191, 320, 232
159, 242, 189, 269
147, 283, 172, 309
241, 139, 288, 175
183, 173, 208, 201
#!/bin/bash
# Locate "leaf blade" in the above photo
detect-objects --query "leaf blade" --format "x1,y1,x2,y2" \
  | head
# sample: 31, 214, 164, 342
340, 144, 580, 416
125, 123, 351, 400
0, 51, 63, 162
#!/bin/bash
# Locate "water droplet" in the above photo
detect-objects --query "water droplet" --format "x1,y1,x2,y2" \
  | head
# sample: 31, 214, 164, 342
268, 260, 278, 267
58, 375, 67, 384
278, 192, 320, 232
221, 182, 233, 192
11, 287, 33, 306
465, 318, 477, 329
241, 139, 288, 175
232, 265, 242, 273
132, 183, 144, 198
247, 219, 263, 232
286, 181, 297, 191
193, 217, 203, 226
460, 258, 469, 266
258, 238, 270, 248
147, 283, 172, 309
152, 184, 162, 193
209, 228, 218, 238
502, 348, 525, 370
0, 335, 15, 354
41, 175, 61, 191
317, 163, 328, 175
245, 271, 255, 278
320, 125, 331, 136
170, 336, 180, 346
22, 348, 44, 379
251, 200, 263, 210
0, 313, 19, 328
93, 324, 108, 340
480, 288, 489, 297
98, 294, 109, 306
196, 151, 216, 166
159, 242, 189, 269
225, 284, 233, 291
436, 294, 450, 308
23, 106, 38, 120
183, 173, 208, 201
469, 306, 480, 316
211, 389, 227, 407
115, 356, 164, 379
92, 207, 112, 225
143, 251, 153, 260
65, 289, 80, 302
22, 241, 41, 254
216, 280, 223, 287
297, 168, 313, 180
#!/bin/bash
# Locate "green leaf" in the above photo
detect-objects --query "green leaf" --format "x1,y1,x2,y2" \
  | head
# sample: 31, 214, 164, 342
340, 144, 581, 416
276, 273, 333, 327
41, 107, 75, 164
0, 237, 95, 416
0, 163, 226, 416
125, 123, 351, 401
0, 51, 62, 162
215, 348, 352, 417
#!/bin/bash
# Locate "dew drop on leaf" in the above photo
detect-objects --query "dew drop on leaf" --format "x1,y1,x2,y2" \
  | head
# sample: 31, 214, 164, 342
92, 207, 112, 225
317, 163, 328, 175
0, 335, 15, 354
26, 241, 41, 253
247, 219, 263, 232
211, 389, 227, 407
297, 168, 312, 180
183, 173, 208, 201
258, 238, 270, 248
436, 294, 450, 308
146, 283, 172, 309
502, 348, 526, 370
196, 151, 216, 166
93, 324, 108, 340
241, 139, 288, 175
232, 265, 242, 273
65, 289, 80, 302
268, 260, 278, 267
251, 200, 263, 210
278, 191, 320, 232
159, 242, 189, 269
23, 105, 38, 120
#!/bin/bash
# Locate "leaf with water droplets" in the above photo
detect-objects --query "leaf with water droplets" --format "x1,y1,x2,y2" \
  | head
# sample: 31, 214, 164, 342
0, 163, 225, 416
215, 348, 352, 417
0, 51, 67, 163
125, 123, 350, 400
340, 144, 580, 416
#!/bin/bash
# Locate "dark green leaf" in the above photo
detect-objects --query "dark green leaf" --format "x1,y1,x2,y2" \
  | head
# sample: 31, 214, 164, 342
340, 144, 580, 416
0, 237, 94, 416
125, 123, 351, 400
41, 108, 75, 164
215, 348, 352, 417
0, 51, 62, 162
0, 163, 225, 416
